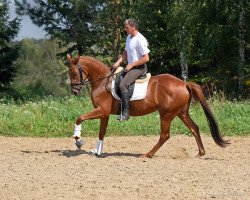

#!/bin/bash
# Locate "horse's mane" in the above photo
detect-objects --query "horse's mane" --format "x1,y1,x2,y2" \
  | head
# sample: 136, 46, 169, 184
80, 56, 109, 69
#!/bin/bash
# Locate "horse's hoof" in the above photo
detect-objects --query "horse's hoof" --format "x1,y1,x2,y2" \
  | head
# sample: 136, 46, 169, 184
139, 154, 153, 158
119, 116, 130, 122
90, 149, 104, 158
75, 139, 84, 149
90, 149, 97, 155
195, 150, 205, 158
139, 154, 147, 158
96, 154, 105, 158
195, 153, 205, 158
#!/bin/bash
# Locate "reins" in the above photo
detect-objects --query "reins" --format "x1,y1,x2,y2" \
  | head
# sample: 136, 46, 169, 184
71, 63, 122, 87
83, 70, 122, 85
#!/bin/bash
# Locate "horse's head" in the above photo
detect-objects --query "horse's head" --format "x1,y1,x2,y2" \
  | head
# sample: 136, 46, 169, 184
66, 54, 88, 95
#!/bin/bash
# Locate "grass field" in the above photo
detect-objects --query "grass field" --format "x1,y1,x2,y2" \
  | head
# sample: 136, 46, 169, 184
0, 96, 249, 137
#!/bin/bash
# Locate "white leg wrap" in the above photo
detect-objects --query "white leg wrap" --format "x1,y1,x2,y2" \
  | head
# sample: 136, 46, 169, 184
90, 140, 104, 155
73, 124, 81, 137
96, 140, 104, 156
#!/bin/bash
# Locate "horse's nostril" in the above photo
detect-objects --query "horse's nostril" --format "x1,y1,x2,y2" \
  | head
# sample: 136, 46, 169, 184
72, 87, 81, 95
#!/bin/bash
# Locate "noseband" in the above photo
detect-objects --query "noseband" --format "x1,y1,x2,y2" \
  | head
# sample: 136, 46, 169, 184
71, 63, 87, 87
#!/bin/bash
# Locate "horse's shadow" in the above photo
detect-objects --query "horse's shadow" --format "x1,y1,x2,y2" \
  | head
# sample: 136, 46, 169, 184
57, 149, 142, 158
21, 149, 142, 158
21, 150, 223, 160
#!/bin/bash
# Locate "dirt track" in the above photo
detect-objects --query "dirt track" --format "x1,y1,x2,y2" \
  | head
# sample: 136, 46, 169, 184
0, 135, 249, 200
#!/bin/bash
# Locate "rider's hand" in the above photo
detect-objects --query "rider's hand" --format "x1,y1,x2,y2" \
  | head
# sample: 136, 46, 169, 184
125, 64, 134, 72
113, 62, 120, 69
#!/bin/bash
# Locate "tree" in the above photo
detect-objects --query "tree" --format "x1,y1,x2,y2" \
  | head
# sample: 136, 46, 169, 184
135, 0, 177, 75
192, 0, 250, 98
14, 0, 250, 98
0, 0, 20, 90
12, 38, 68, 97
94, 0, 138, 63
15, 0, 103, 55
170, 0, 198, 81
238, 0, 249, 97
14, 0, 145, 64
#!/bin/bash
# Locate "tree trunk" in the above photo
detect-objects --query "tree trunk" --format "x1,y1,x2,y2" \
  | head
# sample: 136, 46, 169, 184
179, 24, 188, 82
180, 49, 188, 82
112, 0, 121, 61
238, 0, 245, 98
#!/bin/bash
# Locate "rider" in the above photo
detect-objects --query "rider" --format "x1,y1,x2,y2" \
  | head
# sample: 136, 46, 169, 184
113, 18, 150, 122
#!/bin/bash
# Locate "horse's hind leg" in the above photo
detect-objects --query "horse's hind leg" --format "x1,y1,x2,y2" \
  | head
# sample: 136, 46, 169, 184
178, 111, 205, 157
144, 113, 173, 158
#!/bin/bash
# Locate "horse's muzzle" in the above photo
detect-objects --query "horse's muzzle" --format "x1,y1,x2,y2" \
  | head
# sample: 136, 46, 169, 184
71, 85, 82, 95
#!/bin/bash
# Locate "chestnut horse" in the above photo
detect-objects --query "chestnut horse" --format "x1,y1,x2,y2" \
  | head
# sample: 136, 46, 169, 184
67, 54, 229, 158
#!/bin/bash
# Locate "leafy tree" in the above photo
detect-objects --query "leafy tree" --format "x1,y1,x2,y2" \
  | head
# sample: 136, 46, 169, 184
191, 0, 250, 98
0, 0, 20, 91
15, 0, 103, 55
237, 0, 249, 97
132, 0, 177, 75
14, 0, 250, 98
94, 0, 140, 63
12, 38, 68, 97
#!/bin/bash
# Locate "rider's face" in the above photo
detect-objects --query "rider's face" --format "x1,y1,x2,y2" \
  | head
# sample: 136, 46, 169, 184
124, 24, 135, 35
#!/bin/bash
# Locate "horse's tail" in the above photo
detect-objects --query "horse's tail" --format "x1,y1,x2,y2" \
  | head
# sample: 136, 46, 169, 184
186, 82, 230, 147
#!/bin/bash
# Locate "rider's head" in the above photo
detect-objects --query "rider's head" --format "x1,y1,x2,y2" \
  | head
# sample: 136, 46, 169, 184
124, 19, 139, 30
124, 19, 139, 36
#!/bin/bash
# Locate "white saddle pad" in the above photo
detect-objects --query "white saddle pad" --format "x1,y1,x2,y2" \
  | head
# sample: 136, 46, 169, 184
111, 78, 150, 101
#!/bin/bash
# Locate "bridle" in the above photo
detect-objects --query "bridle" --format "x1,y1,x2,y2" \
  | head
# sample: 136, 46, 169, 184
70, 63, 87, 87
70, 62, 122, 87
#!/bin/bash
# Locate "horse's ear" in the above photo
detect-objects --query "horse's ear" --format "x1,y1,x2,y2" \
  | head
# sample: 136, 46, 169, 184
72, 54, 80, 64
66, 54, 72, 62
76, 54, 80, 62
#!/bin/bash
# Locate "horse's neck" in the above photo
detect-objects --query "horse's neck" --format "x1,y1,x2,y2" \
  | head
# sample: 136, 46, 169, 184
81, 57, 110, 84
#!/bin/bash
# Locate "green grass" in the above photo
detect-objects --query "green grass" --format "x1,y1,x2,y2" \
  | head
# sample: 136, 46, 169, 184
0, 96, 249, 137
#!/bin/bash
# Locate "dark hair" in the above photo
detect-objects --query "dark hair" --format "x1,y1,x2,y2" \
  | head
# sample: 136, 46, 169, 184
125, 19, 139, 30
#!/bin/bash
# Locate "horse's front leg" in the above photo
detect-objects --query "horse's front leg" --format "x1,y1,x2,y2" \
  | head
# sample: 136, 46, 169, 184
90, 116, 110, 156
73, 107, 110, 156
73, 107, 105, 149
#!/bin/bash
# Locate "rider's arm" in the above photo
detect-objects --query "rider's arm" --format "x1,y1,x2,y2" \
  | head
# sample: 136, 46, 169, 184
113, 51, 127, 68
125, 54, 149, 71
131, 54, 149, 67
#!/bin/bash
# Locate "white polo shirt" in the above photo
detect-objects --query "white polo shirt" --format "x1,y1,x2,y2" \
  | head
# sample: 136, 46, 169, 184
125, 32, 150, 64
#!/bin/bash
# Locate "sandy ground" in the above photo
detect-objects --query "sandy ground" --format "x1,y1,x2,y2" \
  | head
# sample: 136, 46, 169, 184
0, 135, 249, 200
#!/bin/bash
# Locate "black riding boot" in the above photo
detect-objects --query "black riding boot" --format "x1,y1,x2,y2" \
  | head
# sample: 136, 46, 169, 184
118, 92, 130, 122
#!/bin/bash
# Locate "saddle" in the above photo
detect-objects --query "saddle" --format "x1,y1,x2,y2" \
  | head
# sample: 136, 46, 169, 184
111, 67, 151, 101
